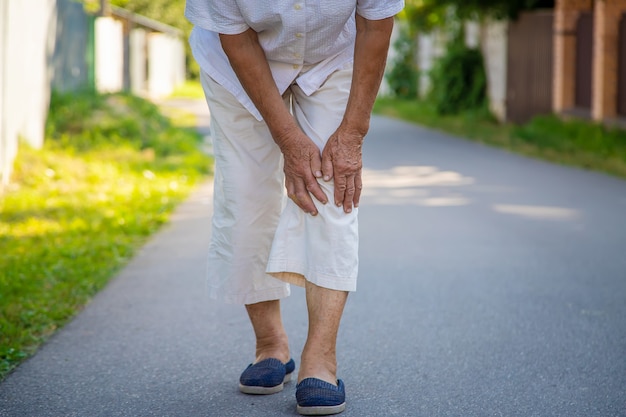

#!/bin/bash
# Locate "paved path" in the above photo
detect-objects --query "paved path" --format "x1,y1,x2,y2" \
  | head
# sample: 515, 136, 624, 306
1, 101, 625, 416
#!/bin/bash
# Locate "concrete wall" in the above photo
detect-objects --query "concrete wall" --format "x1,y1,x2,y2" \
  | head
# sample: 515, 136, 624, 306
464, 19, 510, 122
465, 20, 481, 48
481, 20, 509, 122
592, 0, 626, 121
553, 0, 626, 122
130, 28, 147, 95
0, 0, 57, 187
553, 0, 593, 113
0, 1, 187, 188
97, 15, 185, 98
379, 22, 401, 97
417, 28, 447, 97
147, 32, 186, 98
51, 0, 93, 93
95, 16, 124, 93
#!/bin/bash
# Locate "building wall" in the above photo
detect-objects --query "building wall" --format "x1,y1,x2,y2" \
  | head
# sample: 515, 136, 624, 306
506, 11, 555, 124
481, 19, 509, 122
147, 32, 186, 98
379, 22, 401, 97
417, 29, 447, 98
593, 0, 626, 120
51, 0, 94, 93
0, 0, 57, 187
0, 2, 187, 188
130, 28, 147, 95
554, 0, 626, 122
553, 0, 593, 113
465, 20, 481, 48
95, 17, 124, 93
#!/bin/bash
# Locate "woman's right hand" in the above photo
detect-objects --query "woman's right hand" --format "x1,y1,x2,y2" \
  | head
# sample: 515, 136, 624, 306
276, 128, 328, 216
220, 30, 327, 215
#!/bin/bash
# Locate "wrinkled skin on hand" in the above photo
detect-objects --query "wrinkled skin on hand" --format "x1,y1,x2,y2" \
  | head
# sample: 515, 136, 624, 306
277, 128, 328, 216
277, 125, 364, 216
321, 128, 364, 214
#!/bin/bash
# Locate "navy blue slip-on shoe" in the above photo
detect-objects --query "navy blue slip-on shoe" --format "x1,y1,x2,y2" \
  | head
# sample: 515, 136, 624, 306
239, 358, 296, 395
296, 378, 346, 415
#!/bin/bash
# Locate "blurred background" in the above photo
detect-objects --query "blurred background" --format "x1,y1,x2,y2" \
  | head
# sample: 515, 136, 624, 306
2, 0, 626, 387
3, 0, 626, 187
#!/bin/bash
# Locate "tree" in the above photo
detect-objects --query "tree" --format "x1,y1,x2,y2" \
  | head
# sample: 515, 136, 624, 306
402, 0, 555, 32
109, 0, 190, 33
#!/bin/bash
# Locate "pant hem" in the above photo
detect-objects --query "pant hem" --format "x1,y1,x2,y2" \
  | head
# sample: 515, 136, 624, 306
208, 285, 291, 305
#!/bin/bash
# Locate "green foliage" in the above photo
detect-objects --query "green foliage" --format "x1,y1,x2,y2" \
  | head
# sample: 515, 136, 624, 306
385, 25, 419, 99
110, 0, 188, 30
400, 1, 451, 33
451, 0, 555, 19
46, 92, 208, 161
512, 116, 626, 168
429, 40, 487, 115
0, 91, 211, 379
401, 0, 554, 33
169, 80, 205, 100
374, 97, 502, 142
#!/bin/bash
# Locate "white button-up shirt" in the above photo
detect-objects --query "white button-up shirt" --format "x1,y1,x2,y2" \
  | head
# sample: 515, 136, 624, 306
185, 1, 404, 120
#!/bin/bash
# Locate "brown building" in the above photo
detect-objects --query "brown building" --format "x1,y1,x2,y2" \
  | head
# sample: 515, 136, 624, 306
553, 0, 626, 123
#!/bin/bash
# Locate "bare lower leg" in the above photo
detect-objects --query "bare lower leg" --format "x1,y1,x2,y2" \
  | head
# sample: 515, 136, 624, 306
298, 281, 349, 385
245, 300, 290, 364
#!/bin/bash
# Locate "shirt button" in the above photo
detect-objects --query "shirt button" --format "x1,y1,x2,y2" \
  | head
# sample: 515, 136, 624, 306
295, 33, 303, 38
294, 4, 302, 10
294, 53, 301, 59
293, 64, 299, 69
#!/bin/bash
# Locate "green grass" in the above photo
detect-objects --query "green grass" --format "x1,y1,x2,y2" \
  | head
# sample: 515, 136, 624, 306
374, 97, 626, 178
169, 79, 205, 99
0, 91, 212, 379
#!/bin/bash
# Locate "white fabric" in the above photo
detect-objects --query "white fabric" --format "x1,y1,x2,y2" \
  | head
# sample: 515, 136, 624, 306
200, 65, 358, 305
186, 0, 404, 120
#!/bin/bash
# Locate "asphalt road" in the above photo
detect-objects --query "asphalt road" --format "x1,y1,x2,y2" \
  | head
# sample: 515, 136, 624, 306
1, 105, 625, 417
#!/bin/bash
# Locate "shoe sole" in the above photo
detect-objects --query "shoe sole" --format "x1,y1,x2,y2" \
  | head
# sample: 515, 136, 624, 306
239, 372, 292, 395
296, 402, 346, 416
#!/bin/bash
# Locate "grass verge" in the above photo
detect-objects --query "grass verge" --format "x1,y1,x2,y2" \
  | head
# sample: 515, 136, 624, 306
169, 79, 205, 99
373, 98, 626, 178
0, 91, 212, 380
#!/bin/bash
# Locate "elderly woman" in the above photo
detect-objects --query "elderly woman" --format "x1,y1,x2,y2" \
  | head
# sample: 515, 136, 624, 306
185, 1, 403, 415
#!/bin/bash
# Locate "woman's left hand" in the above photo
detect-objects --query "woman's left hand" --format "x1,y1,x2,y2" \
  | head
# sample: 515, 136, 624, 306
321, 127, 364, 213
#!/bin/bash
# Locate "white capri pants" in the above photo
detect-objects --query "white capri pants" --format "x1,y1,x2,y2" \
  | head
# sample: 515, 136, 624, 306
201, 65, 358, 305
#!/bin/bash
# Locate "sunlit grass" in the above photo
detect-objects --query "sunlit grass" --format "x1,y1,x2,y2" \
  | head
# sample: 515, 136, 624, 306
0, 91, 212, 379
169, 79, 204, 99
159, 106, 198, 128
374, 97, 626, 178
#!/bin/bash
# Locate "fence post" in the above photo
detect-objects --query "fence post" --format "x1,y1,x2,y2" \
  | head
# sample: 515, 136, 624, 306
95, 16, 124, 92
0, 0, 8, 188
99, 0, 110, 17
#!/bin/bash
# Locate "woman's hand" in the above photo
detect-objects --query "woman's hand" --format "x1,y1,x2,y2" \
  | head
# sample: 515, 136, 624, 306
318, 15, 393, 214
277, 128, 328, 216
321, 127, 364, 213
220, 29, 329, 216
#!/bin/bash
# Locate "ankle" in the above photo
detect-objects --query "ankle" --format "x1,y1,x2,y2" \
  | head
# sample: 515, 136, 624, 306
298, 352, 337, 385
245, 301, 290, 363
255, 333, 290, 364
